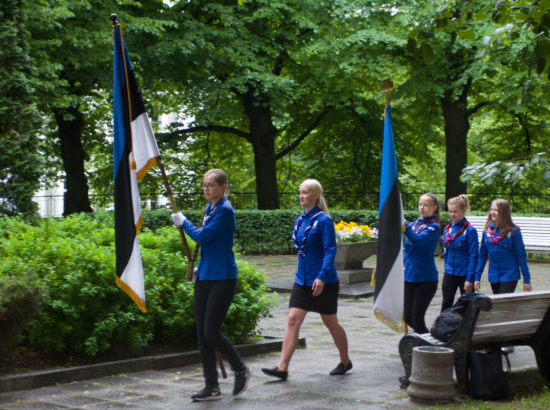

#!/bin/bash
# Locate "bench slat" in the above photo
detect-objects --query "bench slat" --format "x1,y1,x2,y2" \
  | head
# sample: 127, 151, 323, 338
473, 319, 542, 337
476, 309, 548, 325
476, 300, 550, 318
485, 290, 550, 302
472, 322, 542, 344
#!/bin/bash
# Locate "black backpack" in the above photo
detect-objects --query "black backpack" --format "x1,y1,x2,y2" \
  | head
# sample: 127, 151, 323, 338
430, 292, 486, 341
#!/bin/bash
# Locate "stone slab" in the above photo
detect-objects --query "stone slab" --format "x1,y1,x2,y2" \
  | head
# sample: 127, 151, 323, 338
338, 268, 374, 284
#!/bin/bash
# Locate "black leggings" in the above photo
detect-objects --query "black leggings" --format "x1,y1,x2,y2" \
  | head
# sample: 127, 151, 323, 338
194, 279, 245, 387
441, 273, 466, 312
490, 281, 518, 294
404, 281, 438, 334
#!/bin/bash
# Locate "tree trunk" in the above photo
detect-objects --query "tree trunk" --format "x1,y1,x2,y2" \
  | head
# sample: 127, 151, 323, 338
440, 84, 470, 208
242, 88, 280, 209
54, 106, 93, 215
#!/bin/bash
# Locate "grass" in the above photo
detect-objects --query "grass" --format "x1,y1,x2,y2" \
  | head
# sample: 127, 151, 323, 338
426, 370, 550, 409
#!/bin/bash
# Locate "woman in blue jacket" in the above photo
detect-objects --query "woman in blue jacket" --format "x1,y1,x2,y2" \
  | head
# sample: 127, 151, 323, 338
441, 194, 479, 311
262, 179, 352, 381
172, 169, 250, 402
475, 198, 532, 294
404, 193, 441, 333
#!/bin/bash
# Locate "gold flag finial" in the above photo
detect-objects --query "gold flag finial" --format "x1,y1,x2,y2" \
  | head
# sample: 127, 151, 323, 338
380, 78, 393, 106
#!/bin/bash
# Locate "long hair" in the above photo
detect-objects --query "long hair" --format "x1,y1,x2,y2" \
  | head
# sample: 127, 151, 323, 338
300, 179, 330, 216
421, 193, 440, 223
447, 194, 470, 214
485, 198, 516, 236
204, 168, 228, 195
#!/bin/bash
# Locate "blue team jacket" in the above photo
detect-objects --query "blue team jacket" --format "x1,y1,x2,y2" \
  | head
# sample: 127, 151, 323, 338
443, 218, 479, 282
475, 224, 531, 284
404, 217, 440, 283
293, 206, 339, 287
182, 196, 237, 281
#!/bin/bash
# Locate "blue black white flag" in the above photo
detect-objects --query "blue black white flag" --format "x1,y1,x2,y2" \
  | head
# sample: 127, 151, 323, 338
373, 105, 405, 332
113, 22, 159, 313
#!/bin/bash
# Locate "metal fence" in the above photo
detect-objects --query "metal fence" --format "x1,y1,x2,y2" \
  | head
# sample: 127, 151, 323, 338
28, 191, 550, 217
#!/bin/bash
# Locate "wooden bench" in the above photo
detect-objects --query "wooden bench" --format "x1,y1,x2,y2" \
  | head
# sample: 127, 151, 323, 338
398, 290, 550, 393
467, 215, 550, 254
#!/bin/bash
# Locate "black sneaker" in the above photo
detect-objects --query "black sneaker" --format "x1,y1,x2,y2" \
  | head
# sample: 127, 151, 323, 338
233, 366, 251, 396
191, 386, 221, 402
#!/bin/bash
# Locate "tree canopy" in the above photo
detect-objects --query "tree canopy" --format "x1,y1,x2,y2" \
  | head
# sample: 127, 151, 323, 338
1, 0, 548, 214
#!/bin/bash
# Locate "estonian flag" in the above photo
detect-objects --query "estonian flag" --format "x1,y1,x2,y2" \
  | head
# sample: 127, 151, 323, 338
373, 105, 405, 332
113, 23, 160, 313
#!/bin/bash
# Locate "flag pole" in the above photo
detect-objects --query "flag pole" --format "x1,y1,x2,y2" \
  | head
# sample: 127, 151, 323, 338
156, 156, 193, 267
379, 78, 408, 335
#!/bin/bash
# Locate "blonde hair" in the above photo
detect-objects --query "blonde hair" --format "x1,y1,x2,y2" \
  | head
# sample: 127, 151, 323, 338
204, 168, 228, 194
485, 198, 517, 236
300, 179, 330, 216
421, 193, 440, 223
447, 194, 470, 213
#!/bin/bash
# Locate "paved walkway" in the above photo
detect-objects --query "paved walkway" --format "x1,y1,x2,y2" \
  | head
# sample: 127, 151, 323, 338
1, 256, 548, 409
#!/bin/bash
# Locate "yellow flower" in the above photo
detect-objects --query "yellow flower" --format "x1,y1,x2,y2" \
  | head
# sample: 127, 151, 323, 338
334, 220, 378, 243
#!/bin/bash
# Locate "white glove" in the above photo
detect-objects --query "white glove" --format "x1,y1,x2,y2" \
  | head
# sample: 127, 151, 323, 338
171, 212, 186, 226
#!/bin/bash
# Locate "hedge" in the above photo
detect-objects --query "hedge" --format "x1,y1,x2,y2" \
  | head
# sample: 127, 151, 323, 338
141, 208, 450, 254
0, 214, 274, 358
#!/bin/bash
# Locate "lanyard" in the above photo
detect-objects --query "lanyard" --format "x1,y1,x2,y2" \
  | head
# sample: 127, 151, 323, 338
412, 218, 433, 233
487, 226, 509, 245
293, 211, 324, 257
201, 203, 218, 227
444, 221, 470, 246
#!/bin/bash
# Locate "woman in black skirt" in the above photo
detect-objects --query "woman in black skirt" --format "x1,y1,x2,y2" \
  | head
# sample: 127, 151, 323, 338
261, 179, 352, 380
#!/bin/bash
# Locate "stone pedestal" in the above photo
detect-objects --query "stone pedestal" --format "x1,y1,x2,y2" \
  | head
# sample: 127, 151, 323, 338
337, 268, 374, 285
407, 346, 456, 404
334, 241, 377, 270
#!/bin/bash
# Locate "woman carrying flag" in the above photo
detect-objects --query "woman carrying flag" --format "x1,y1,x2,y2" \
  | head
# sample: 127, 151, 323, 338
172, 169, 250, 402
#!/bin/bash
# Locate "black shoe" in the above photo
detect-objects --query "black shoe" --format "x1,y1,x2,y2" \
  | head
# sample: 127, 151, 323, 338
261, 366, 288, 381
233, 366, 251, 396
191, 386, 221, 401
330, 361, 353, 375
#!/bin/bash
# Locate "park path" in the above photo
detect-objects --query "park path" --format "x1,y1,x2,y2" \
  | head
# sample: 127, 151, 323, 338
0, 256, 548, 409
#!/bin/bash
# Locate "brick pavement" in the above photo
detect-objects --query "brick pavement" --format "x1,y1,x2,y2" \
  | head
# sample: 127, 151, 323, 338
0, 256, 548, 409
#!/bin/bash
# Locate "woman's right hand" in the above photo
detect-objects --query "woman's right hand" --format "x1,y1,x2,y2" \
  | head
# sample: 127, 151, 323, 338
171, 212, 186, 226
312, 279, 324, 297
474, 281, 481, 291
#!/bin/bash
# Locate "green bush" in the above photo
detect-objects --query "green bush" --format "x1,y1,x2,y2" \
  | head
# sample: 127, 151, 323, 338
0, 270, 48, 358
0, 214, 274, 357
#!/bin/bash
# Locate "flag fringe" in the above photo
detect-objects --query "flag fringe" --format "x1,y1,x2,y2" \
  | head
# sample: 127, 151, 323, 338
373, 309, 403, 333
370, 266, 376, 287
116, 276, 146, 313
136, 157, 158, 181
135, 214, 143, 235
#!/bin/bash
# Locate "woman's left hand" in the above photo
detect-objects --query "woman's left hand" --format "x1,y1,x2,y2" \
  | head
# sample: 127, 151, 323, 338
524, 283, 532, 292
312, 279, 325, 297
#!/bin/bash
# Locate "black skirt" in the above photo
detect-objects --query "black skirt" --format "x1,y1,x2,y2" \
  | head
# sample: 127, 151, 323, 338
289, 281, 339, 315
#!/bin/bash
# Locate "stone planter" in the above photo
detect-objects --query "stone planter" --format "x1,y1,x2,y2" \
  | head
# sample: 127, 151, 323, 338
334, 241, 377, 270
407, 346, 456, 404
